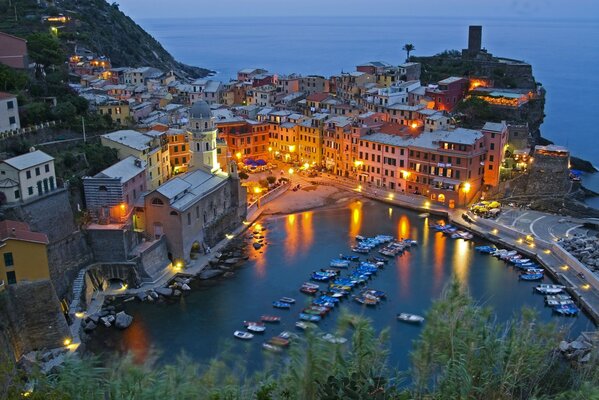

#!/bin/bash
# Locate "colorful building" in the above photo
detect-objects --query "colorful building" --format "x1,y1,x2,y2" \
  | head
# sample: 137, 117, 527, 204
0, 150, 57, 204
0, 220, 50, 286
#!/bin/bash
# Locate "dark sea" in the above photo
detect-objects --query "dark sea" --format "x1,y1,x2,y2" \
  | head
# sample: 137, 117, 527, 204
138, 16, 599, 201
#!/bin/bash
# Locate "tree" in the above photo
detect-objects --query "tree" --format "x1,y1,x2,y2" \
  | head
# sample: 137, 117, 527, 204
238, 171, 249, 180
26, 33, 65, 68
402, 43, 415, 62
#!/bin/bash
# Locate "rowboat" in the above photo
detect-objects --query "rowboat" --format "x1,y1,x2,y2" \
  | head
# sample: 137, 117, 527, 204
261, 315, 281, 323
273, 301, 292, 309
302, 282, 320, 289
330, 259, 350, 268
243, 321, 264, 327
300, 286, 318, 295
535, 284, 565, 294
278, 331, 295, 339
321, 333, 348, 344
519, 273, 544, 281
233, 330, 254, 340
340, 255, 360, 262
363, 289, 386, 299
545, 294, 571, 302
354, 295, 378, 306
299, 313, 321, 322
268, 336, 290, 347
262, 343, 282, 353
280, 297, 296, 304
552, 304, 579, 316
246, 324, 266, 333
295, 321, 317, 330
546, 299, 574, 307
523, 268, 544, 274
352, 246, 370, 254
397, 313, 425, 323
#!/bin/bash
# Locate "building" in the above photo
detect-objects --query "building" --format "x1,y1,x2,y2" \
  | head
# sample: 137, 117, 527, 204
215, 112, 270, 162
97, 100, 130, 125
356, 61, 393, 76
187, 101, 220, 173
142, 165, 245, 262
399, 62, 422, 81
237, 68, 268, 82
278, 75, 301, 95
101, 129, 170, 189
425, 77, 469, 111
0, 32, 28, 69
0, 92, 20, 133
481, 121, 508, 188
356, 131, 409, 191
250, 85, 278, 107
166, 128, 190, 174
298, 117, 325, 166
300, 75, 329, 95
83, 156, 147, 223
0, 220, 50, 286
0, 150, 56, 204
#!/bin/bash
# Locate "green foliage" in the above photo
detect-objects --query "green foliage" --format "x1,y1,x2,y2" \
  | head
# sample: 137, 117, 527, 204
19, 102, 51, 126
0, 64, 29, 92
238, 171, 249, 180
26, 32, 65, 67
266, 175, 277, 185
453, 96, 497, 126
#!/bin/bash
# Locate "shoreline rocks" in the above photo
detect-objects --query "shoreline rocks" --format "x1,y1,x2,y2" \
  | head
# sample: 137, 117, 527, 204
558, 235, 599, 273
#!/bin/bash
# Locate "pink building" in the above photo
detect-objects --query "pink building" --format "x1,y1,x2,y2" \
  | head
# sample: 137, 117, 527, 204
0, 32, 28, 69
481, 121, 508, 187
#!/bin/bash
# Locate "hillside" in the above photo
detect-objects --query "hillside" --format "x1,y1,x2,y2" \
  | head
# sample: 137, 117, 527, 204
0, 0, 212, 78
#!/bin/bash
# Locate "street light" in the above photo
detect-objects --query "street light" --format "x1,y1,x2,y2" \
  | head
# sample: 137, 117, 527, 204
462, 182, 471, 206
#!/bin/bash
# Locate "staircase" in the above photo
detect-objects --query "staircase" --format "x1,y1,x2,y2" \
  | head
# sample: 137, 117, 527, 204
68, 269, 87, 313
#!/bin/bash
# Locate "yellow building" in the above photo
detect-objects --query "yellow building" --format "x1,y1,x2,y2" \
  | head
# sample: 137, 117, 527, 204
298, 118, 324, 166
0, 220, 50, 286
98, 101, 131, 126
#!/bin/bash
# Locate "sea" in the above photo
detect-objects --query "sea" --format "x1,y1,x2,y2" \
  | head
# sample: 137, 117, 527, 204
137, 16, 599, 206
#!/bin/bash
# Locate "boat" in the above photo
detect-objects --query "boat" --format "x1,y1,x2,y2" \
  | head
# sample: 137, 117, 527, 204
355, 235, 366, 241
299, 313, 321, 322
244, 321, 265, 327
311, 272, 334, 282
262, 343, 283, 353
279, 297, 296, 304
475, 245, 497, 253
295, 321, 317, 330
278, 331, 296, 340
523, 268, 544, 274
321, 333, 348, 344
397, 313, 425, 324
552, 304, 579, 316
363, 289, 386, 299
302, 282, 320, 289
418, 213, 430, 218
354, 295, 378, 306
546, 299, 575, 307
312, 298, 336, 308
352, 246, 370, 254
519, 273, 544, 281
535, 284, 566, 294
300, 286, 318, 295
545, 294, 571, 302
233, 330, 254, 340
341, 255, 360, 262
330, 258, 351, 268
268, 336, 290, 347
261, 315, 281, 323
246, 325, 266, 333
273, 301, 292, 309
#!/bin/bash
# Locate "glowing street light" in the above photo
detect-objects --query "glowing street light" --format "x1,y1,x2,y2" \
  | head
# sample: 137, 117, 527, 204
235, 152, 242, 160
288, 168, 294, 175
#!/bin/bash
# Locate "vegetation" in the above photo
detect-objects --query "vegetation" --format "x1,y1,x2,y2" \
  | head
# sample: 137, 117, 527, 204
402, 44, 415, 62
2, 280, 597, 399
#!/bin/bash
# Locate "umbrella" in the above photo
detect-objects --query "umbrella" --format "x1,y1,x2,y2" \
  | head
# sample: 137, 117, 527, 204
244, 158, 255, 165
255, 159, 267, 166
488, 201, 501, 208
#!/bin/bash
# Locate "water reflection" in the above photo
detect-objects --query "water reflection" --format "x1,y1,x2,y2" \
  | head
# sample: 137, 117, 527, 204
122, 318, 151, 364
398, 215, 410, 240
348, 201, 362, 240
452, 239, 471, 285
301, 212, 314, 253
433, 231, 446, 291
284, 214, 299, 261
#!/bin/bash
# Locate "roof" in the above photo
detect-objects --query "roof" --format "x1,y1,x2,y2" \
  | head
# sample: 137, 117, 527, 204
0, 31, 26, 43
189, 101, 212, 119
307, 92, 329, 102
154, 169, 228, 211
357, 61, 391, 68
0, 92, 17, 100
0, 220, 48, 245
2, 150, 54, 171
482, 122, 507, 132
102, 130, 152, 152
94, 156, 146, 182
363, 128, 483, 150
438, 76, 467, 85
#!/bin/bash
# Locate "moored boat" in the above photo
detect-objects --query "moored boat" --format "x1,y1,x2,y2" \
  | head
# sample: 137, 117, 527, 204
397, 313, 425, 324
246, 324, 266, 333
535, 284, 566, 294
321, 333, 348, 344
299, 313, 321, 322
295, 321, 317, 330
261, 315, 281, 323
233, 330, 254, 340
330, 258, 351, 268
519, 273, 544, 281
354, 295, 378, 306
262, 343, 283, 353
268, 336, 290, 347
273, 301, 292, 309
280, 297, 296, 304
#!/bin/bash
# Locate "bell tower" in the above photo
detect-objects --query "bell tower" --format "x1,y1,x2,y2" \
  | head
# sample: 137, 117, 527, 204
187, 101, 220, 173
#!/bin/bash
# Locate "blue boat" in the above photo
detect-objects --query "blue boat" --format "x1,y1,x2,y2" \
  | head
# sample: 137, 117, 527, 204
299, 313, 321, 322
340, 255, 360, 262
552, 304, 579, 316
330, 258, 350, 268
273, 301, 292, 309
312, 298, 336, 308
319, 295, 340, 303
475, 245, 497, 253
515, 263, 540, 270
519, 273, 544, 281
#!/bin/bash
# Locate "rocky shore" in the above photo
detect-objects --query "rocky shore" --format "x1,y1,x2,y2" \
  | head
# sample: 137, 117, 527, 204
558, 235, 599, 274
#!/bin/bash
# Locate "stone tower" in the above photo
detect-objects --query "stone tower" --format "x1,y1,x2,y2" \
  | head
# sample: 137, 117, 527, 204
187, 101, 220, 173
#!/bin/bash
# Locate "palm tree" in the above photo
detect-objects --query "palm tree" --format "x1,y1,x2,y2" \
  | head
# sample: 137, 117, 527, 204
402, 43, 415, 62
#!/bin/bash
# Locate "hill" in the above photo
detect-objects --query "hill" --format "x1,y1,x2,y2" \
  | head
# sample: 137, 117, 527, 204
0, 0, 212, 78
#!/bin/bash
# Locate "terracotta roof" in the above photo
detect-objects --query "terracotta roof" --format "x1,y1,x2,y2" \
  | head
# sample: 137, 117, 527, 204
306, 92, 329, 102
379, 122, 412, 136
0, 220, 49, 245
0, 31, 27, 43
0, 92, 16, 100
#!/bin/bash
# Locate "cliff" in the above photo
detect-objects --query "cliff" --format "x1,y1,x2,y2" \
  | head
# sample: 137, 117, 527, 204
0, 0, 212, 78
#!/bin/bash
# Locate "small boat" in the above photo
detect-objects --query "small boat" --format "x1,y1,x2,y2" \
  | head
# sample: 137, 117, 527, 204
519, 273, 544, 281
246, 324, 266, 333
244, 321, 265, 327
341, 254, 360, 262
545, 294, 571, 302
302, 282, 320, 289
300, 286, 318, 295
321, 333, 348, 344
352, 246, 370, 254
546, 299, 574, 307
418, 213, 430, 218
552, 304, 579, 316
355, 235, 366, 241
261, 315, 281, 323
273, 301, 292, 309
535, 284, 566, 294
268, 336, 290, 347
523, 268, 544, 274
299, 313, 321, 322
330, 258, 351, 268
234, 330, 254, 340
295, 321, 317, 330
354, 295, 378, 306
397, 313, 425, 324
278, 331, 295, 339
262, 343, 283, 353
279, 297, 296, 304
363, 289, 386, 299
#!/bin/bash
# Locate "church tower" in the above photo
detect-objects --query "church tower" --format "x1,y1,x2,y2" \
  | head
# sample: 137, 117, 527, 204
187, 101, 220, 173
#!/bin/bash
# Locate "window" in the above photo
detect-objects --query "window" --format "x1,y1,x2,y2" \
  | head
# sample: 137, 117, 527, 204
170, 211, 178, 216
4, 252, 14, 267
489, 155, 494, 162
151, 198, 164, 205
490, 143, 495, 150
26, 170, 31, 179
9, 116, 15, 125
45, 164, 50, 173
488, 164, 493, 170
6, 271, 16, 285
187, 213, 191, 225
28, 187, 33, 195
35, 167, 40, 176
7, 101, 14, 109
14, 190, 19, 199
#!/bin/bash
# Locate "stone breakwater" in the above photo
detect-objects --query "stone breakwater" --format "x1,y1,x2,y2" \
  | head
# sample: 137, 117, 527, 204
558, 235, 599, 274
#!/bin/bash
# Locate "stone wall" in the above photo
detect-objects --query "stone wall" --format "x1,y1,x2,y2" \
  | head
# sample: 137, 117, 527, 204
86, 227, 141, 263
135, 236, 170, 281
0, 281, 69, 360
203, 207, 244, 247
1, 189, 94, 299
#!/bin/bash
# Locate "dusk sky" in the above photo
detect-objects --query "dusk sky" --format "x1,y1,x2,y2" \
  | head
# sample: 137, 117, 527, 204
117, 0, 598, 19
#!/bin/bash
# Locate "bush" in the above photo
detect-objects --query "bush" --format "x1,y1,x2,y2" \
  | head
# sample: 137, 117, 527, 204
266, 175, 276, 185
238, 171, 249, 180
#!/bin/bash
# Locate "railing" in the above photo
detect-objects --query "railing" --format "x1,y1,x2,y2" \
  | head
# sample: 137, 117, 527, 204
0, 121, 57, 140
246, 183, 290, 217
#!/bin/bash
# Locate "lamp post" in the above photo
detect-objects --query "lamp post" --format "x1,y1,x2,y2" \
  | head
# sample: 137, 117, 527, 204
254, 186, 262, 208
462, 182, 471, 207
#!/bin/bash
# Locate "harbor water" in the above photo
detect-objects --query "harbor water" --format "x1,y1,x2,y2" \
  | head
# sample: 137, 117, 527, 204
87, 200, 595, 371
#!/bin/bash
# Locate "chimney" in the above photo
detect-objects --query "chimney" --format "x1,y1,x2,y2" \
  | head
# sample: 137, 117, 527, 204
10, 228, 16, 237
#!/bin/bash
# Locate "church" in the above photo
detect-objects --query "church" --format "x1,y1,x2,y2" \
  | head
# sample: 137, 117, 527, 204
140, 101, 247, 263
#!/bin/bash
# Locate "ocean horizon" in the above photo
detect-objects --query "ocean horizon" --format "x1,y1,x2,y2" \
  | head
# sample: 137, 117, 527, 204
138, 16, 599, 204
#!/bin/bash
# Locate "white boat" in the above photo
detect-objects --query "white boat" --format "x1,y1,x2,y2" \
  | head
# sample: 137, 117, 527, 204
418, 213, 430, 218
233, 330, 254, 340
546, 299, 574, 307
535, 284, 566, 294
321, 333, 348, 344
262, 343, 282, 353
545, 294, 571, 302
295, 321, 316, 330
246, 324, 266, 333
397, 313, 425, 324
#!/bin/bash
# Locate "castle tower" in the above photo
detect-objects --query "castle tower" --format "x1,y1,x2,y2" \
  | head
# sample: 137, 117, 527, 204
187, 101, 220, 173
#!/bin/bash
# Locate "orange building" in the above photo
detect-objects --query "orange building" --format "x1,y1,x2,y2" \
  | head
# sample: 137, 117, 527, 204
166, 128, 190, 174
216, 119, 270, 162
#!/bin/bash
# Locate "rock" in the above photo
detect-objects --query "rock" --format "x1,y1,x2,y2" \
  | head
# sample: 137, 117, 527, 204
199, 269, 224, 280
223, 272, 234, 278
253, 242, 262, 250
100, 316, 112, 327
181, 283, 191, 291
224, 258, 242, 265
559, 341, 570, 352
83, 321, 97, 332
136, 293, 147, 302
115, 311, 133, 329
155, 287, 173, 297
88, 314, 100, 324
98, 310, 110, 318
571, 340, 591, 350
149, 290, 159, 300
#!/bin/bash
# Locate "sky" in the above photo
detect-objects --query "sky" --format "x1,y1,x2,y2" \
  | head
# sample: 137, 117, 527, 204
116, 0, 599, 19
